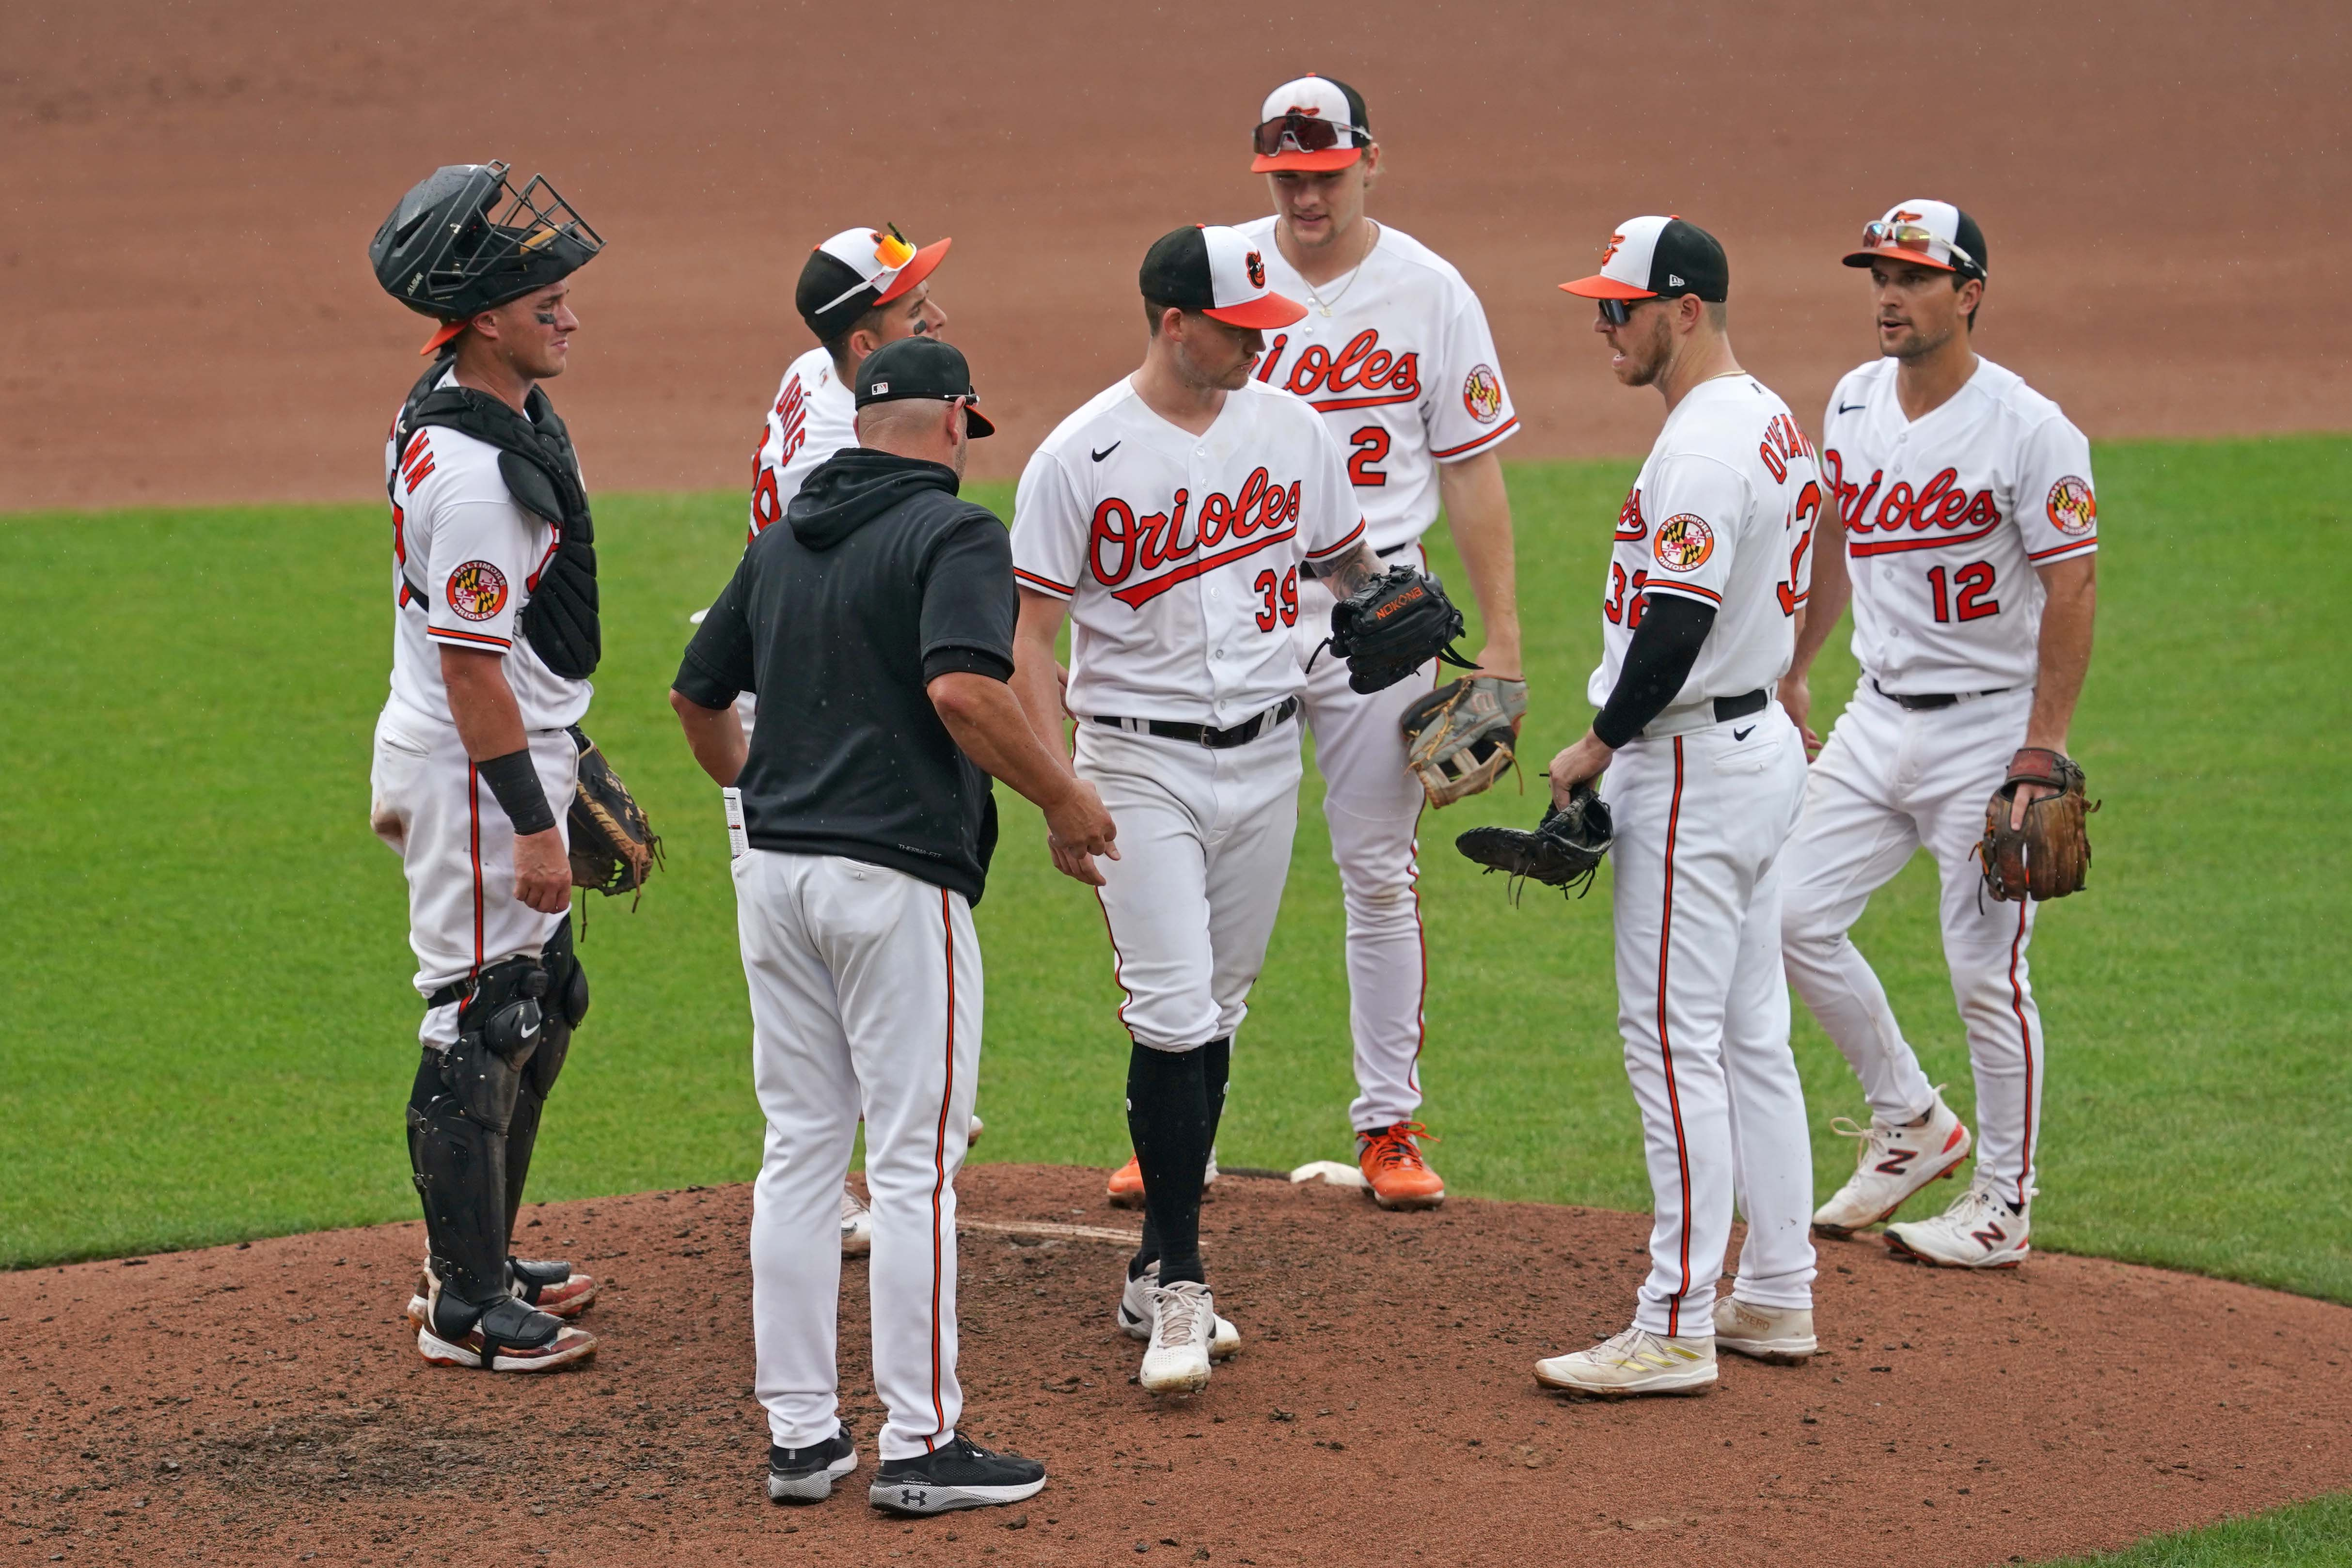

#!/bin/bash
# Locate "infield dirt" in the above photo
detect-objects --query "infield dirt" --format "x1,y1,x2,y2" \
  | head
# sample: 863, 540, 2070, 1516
3, 1, 2347, 511
6, 1165, 2349, 1567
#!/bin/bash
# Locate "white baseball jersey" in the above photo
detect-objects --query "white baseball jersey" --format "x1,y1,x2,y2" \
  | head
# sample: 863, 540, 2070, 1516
1586, 374, 1821, 712
1236, 218, 1518, 553
1822, 355, 2097, 694
383, 370, 591, 732
747, 345, 857, 542
1010, 376, 1367, 727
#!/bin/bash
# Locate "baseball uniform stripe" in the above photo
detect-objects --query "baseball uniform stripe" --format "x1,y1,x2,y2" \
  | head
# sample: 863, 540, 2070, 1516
1091, 886, 1136, 1039
927, 885, 954, 1448
466, 765, 484, 974
2024, 539, 2098, 563
1111, 528, 1302, 609
427, 626, 514, 650
2005, 895, 2034, 1208
1405, 823, 1427, 1098
1301, 520, 1368, 560
1013, 566, 1076, 597
1429, 417, 1521, 461
1306, 389, 1420, 415
1643, 581, 1724, 606
1845, 522, 2002, 558
1656, 738, 1694, 1336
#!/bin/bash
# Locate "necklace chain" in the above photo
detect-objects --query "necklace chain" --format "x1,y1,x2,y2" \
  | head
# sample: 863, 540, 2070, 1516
1301, 220, 1378, 318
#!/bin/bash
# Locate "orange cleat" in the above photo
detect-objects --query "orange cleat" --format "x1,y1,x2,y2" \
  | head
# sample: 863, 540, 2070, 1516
1105, 1149, 1219, 1208
1357, 1122, 1446, 1210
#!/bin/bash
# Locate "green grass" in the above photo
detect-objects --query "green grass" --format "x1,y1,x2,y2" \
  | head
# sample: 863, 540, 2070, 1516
2042, 1495, 2352, 1566
1, 437, 2346, 1303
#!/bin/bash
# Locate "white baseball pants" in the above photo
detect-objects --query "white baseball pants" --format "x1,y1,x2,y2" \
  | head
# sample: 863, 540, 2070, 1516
1603, 705, 1815, 1336
1294, 544, 1441, 1131
1780, 682, 2045, 1208
1076, 719, 1303, 1052
368, 696, 577, 1047
734, 850, 981, 1462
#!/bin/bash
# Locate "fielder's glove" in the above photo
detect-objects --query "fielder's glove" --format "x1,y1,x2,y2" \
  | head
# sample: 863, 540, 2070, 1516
1454, 784, 1614, 901
1400, 675, 1528, 808
1315, 565, 1477, 694
1977, 747, 2098, 902
566, 727, 663, 907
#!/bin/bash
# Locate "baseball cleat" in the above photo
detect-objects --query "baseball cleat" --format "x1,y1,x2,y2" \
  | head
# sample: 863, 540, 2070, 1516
1357, 1121, 1446, 1210
1711, 1296, 1817, 1363
1884, 1176, 2031, 1269
868, 1434, 1046, 1515
1116, 1263, 1239, 1359
405, 1259, 597, 1326
1534, 1327, 1717, 1397
1138, 1280, 1217, 1394
768, 1421, 859, 1504
416, 1287, 597, 1372
1105, 1148, 1218, 1209
1813, 1091, 1973, 1236
841, 1183, 873, 1256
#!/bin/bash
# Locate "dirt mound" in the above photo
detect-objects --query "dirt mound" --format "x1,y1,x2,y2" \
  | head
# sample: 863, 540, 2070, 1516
4, 1166, 2349, 1566
2, 2, 2345, 512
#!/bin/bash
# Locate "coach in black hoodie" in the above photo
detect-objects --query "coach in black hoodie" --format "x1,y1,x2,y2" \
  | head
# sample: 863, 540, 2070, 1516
670, 338, 1116, 1515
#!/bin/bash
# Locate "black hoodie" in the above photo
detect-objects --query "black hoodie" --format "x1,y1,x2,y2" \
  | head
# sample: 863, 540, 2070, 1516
675, 448, 1017, 905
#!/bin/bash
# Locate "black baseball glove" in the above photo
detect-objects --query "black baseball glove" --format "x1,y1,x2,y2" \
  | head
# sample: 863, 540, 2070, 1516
566, 727, 663, 908
1455, 785, 1614, 901
1318, 565, 1477, 694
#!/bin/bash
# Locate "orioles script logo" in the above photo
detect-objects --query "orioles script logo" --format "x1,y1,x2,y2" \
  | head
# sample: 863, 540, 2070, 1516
1090, 467, 1303, 608
1822, 448, 2004, 557
1614, 485, 1648, 541
1256, 327, 1422, 411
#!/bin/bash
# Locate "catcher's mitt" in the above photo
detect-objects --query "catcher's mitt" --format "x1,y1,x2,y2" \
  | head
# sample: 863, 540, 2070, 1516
567, 727, 663, 907
1977, 747, 2098, 902
1401, 675, 1529, 808
1317, 565, 1477, 694
1454, 785, 1614, 901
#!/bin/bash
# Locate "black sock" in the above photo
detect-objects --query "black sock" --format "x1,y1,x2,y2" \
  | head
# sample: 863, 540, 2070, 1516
1201, 1037, 1231, 1145
1126, 1042, 1212, 1287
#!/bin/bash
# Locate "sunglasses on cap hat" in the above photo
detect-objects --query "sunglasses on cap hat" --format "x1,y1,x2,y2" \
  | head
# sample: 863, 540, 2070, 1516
813, 223, 922, 315
1252, 111, 1368, 159
1859, 220, 1982, 277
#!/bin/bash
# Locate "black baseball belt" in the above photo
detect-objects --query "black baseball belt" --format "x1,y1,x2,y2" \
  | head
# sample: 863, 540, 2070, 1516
1872, 678, 2010, 712
1712, 689, 1769, 723
1091, 696, 1300, 750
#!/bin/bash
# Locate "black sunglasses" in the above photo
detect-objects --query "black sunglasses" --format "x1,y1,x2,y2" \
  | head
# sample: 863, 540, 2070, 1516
1597, 296, 1666, 327
1252, 112, 1365, 158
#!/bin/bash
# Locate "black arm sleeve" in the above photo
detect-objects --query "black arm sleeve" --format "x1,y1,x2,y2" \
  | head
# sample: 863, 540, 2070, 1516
673, 556, 758, 708
1592, 594, 1717, 749
918, 512, 1018, 686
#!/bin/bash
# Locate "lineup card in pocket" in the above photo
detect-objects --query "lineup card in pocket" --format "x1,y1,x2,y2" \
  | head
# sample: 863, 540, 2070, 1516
721, 786, 749, 859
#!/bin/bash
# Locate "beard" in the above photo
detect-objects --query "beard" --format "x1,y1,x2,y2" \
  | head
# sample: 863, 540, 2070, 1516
1887, 317, 1957, 360
1616, 314, 1672, 386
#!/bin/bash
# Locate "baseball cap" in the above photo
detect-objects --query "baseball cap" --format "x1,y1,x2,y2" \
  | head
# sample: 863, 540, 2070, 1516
1139, 225, 1306, 330
1560, 215, 1729, 303
796, 223, 952, 340
852, 336, 994, 438
1250, 74, 1372, 172
1844, 200, 1988, 280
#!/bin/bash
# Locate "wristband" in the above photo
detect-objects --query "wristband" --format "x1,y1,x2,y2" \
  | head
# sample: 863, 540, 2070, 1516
476, 749, 558, 835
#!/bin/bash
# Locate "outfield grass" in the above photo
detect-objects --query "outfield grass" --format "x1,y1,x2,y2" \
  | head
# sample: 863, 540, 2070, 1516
1, 437, 2346, 1308
2045, 1494, 2352, 1566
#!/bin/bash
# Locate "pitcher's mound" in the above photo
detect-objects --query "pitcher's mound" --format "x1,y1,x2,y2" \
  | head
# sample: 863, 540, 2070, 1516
5, 1165, 2348, 1566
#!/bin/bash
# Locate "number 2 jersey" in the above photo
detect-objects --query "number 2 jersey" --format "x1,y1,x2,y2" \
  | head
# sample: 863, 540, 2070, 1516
1822, 355, 2097, 695
1588, 374, 1821, 713
383, 368, 591, 732
1010, 377, 1367, 727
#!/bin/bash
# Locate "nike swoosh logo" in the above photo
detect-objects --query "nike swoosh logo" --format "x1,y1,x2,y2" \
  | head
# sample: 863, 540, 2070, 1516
1733, 725, 1755, 741
1091, 442, 1121, 463
1836, 402, 1866, 414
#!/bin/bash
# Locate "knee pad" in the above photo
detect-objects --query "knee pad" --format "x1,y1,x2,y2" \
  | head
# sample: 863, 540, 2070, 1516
444, 955, 549, 1133
527, 918, 588, 1098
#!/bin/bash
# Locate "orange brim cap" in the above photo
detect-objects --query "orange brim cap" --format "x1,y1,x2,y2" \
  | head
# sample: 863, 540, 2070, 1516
1842, 243, 1956, 272
1559, 275, 1657, 300
874, 237, 952, 305
1250, 146, 1362, 173
419, 319, 467, 356
1204, 290, 1308, 329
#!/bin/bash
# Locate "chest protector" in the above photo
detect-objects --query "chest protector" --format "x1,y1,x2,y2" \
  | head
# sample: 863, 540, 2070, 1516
391, 356, 601, 679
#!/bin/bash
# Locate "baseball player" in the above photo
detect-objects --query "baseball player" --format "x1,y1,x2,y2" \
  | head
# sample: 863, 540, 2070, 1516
1780, 202, 2099, 1269
740, 222, 963, 1257
1535, 217, 1823, 1396
1009, 225, 1397, 1394
674, 338, 1098, 1512
1093, 75, 1525, 1212
364, 163, 605, 1371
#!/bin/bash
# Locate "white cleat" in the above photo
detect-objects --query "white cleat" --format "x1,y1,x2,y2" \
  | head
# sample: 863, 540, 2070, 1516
1711, 1296, 1817, 1363
1116, 1263, 1239, 1359
840, 1184, 873, 1257
1534, 1327, 1717, 1398
1813, 1091, 1973, 1236
1885, 1175, 2032, 1269
1138, 1280, 1217, 1395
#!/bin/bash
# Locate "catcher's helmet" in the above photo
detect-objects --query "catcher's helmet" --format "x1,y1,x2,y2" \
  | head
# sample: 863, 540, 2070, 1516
370, 162, 602, 333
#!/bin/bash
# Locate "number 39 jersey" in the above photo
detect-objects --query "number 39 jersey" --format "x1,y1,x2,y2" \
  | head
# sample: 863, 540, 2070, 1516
1011, 376, 1367, 728
1822, 355, 2098, 695
1587, 375, 1822, 713
1235, 218, 1518, 553
747, 345, 857, 543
